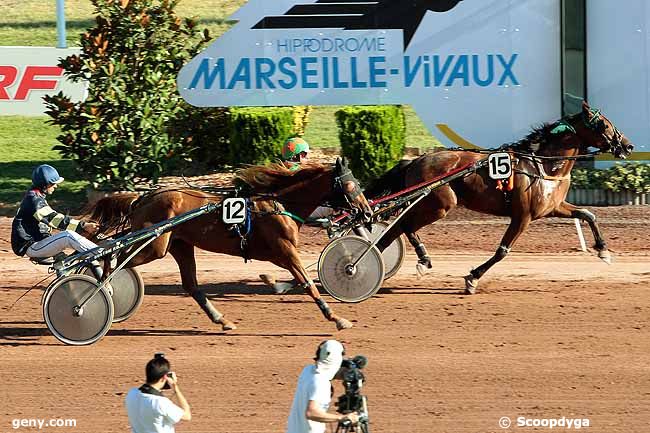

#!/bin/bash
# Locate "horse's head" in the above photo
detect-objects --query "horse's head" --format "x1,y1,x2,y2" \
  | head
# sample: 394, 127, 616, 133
331, 157, 373, 221
573, 101, 634, 159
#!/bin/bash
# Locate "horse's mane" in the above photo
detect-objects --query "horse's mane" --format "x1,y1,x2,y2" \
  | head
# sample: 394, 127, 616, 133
80, 192, 140, 234
235, 162, 330, 193
363, 159, 414, 198
505, 112, 582, 153
503, 123, 556, 153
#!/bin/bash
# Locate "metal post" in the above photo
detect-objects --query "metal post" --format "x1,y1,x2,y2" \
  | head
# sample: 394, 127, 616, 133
56, 0, 67, 48
574, 218, 587, 252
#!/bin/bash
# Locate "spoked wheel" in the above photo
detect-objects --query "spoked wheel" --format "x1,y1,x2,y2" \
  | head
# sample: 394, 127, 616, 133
80, 267, 144, 323
43, 275, 114, 346
318, 235, 385, 303
355, 222, 406, 280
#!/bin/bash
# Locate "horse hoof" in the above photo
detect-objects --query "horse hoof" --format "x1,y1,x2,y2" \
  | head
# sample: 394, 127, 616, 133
259, 274, 276, 287
416, 263, 429, 277
220, 319, 237, 331
335, 318, 353, 330
463, 275, 478, 295
598, 250, 612, 265
273, 282, 294, 295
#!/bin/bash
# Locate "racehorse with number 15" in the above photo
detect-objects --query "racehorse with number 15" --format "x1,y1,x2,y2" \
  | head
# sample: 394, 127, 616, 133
366, 101, 634, 293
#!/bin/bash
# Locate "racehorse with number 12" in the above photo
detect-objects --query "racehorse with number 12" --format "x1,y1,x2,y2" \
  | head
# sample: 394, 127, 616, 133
86, 159, 372, 330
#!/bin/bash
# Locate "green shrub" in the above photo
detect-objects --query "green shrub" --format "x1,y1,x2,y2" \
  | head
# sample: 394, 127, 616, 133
335, 105, 405, 183
572, 163, 650, 193
571, 167, 606, 189
169, 107, 230, 171
602, 163, 650, 192
228, 107, 294, 165
44, 0, 214, 191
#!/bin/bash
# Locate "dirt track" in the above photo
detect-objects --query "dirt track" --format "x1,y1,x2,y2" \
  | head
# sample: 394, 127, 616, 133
1, 206, 649, 433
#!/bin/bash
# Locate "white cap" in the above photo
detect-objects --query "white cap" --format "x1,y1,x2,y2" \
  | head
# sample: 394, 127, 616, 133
315, 340, 344, 380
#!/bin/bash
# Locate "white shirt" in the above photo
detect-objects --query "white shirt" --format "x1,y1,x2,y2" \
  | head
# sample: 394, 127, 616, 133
286, 365, 333, 433
125, 387, 184, 433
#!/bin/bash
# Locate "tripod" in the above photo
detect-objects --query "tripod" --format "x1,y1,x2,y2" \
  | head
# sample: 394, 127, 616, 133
334, 395, 369, 433
334, 417, 369, 433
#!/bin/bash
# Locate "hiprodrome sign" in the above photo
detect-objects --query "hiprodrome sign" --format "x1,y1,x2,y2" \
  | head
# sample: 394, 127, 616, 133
177, 0, 561, 149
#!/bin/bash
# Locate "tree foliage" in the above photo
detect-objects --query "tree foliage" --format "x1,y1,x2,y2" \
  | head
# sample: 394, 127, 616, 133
44, 0, 214, 190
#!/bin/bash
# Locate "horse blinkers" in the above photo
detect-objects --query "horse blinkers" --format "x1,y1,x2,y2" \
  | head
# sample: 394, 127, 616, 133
333, 158, 371, 220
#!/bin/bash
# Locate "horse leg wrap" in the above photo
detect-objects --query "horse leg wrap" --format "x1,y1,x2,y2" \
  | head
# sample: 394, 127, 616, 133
315, 298, 332, 319
414, 243, 427, 259
573, 209, 596, 223
294, 280, 313, 292
574, 209, 607, 250
471, 245, 510, 279
192, 291, 223, 323
495, 245, 510, 260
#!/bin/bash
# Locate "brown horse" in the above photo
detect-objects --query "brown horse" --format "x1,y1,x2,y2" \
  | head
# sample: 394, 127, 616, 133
367, 101, 634, 293
87, 159, 372, 330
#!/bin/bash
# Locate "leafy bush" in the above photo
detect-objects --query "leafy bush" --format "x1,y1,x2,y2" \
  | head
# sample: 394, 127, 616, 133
335, 105, 406, 183
570, 167, 606, 189
227, 107, 295, 165
168, 107, 230, 170
572, 163, 650, 193
44, 0, 215, 191
602, 163, 650, 192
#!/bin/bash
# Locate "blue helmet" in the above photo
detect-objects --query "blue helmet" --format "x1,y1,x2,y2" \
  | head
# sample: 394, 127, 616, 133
31, 164, 64, 188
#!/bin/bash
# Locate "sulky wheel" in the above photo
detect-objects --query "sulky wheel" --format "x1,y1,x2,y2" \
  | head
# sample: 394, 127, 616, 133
356, 222, 406, 280
318, 235, 385, 303
43, 275, 114, 346
79, 267, 144, 323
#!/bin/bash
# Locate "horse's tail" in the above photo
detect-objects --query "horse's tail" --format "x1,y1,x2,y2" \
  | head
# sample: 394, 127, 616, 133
81, 192, 141, 233
364, 159, 413, 199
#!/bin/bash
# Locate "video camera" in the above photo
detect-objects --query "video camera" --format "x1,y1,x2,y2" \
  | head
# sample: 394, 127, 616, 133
336, 355, 369, 432
336, 356, 367, 412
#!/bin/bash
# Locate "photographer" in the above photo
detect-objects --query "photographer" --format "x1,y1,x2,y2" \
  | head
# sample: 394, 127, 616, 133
125, 353, 191, 433
286, 340, 359, 433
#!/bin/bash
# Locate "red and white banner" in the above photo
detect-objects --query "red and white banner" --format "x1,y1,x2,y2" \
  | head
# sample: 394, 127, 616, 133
0, 47, 87, 116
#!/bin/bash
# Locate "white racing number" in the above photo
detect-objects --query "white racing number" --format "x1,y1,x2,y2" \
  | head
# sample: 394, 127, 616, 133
222, 198, 247, 224
488, 152, 512, 180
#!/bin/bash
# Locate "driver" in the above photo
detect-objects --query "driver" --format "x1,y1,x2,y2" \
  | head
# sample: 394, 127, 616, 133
11, 164, 104, 279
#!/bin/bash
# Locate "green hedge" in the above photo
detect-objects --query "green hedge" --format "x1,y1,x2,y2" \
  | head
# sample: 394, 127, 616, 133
227, 107, 295, 165
571, 163, 650, 193
335, 105, 405, 183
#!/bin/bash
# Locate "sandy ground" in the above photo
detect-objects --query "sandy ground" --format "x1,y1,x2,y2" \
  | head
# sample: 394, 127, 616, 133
1, 206, 649, 433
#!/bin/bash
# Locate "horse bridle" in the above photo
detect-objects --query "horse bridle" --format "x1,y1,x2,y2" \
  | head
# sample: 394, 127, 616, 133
330, 164, 364, 211
583, 108, 627, 157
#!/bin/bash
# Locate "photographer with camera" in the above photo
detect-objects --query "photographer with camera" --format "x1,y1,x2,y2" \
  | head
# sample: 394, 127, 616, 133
125, 353, 191, 433
285, 340, 361, 433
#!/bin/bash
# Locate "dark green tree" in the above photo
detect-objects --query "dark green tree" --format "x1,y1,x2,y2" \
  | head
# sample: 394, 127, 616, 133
44, 0, 215, 190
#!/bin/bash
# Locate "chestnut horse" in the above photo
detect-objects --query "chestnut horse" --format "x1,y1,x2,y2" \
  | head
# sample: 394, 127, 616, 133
366, 102, 634, 293
88, 159, 372, 330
